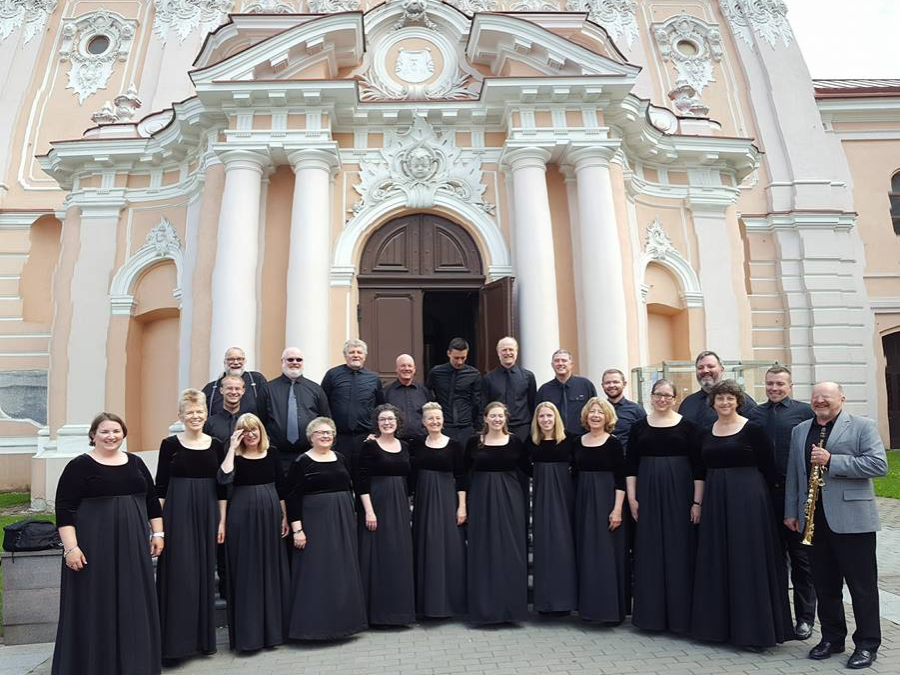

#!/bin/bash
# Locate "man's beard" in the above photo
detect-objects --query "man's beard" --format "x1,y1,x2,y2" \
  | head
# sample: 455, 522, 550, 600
699, 376, 717, 392
227, 367, 245, 377
283, 366, 301, 379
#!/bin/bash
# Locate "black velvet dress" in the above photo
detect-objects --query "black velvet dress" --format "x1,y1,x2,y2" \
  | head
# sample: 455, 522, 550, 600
410, 438, 467, 618
218, 451, 289, 651
155, 436, 225, 659
357, 439, 415, 626
572, 435, 627, 624
464, 435, 530, 625
691, 421, 794, 648
285, 452, 367, 639
527, 435, 577, 613
52, 453, 163, 675
626, 418, 702, 634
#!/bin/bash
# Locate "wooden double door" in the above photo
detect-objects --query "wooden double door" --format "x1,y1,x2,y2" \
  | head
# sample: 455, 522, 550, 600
358, 214, 515, 381
885, 332, 900, 448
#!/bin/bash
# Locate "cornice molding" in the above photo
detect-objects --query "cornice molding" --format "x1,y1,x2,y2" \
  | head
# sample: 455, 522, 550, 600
741, 211, 857, 232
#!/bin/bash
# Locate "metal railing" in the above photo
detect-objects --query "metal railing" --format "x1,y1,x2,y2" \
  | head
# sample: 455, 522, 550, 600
630, 361, 776, 408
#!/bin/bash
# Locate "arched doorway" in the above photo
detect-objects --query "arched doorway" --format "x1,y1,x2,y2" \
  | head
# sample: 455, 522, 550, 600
358, 213, 513, 380
885, 331, 900, 448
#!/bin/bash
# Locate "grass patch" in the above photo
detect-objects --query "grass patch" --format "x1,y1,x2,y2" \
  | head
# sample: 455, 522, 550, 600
0, 492, 29, 510
875, 449, 900, 499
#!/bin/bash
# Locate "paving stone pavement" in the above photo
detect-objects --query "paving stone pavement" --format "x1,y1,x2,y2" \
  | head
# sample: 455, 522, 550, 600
5, 497, 900, 675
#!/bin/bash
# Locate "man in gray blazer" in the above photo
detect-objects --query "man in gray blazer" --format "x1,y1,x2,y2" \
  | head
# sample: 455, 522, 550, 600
784, 382, 887, 669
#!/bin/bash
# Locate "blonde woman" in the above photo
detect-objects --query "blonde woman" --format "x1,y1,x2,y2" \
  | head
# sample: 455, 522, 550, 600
219, 413, 289, 652
410, 402, 467, 618
527, 401, 577, 615
155, 389, 226, 661
572, 397, 626, 624
464, 401, 530, 625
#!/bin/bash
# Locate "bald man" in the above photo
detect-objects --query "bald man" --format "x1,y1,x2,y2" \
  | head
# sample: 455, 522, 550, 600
383, 354, 432, 444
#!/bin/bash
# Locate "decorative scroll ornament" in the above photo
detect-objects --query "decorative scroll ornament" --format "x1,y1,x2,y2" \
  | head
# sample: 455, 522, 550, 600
668, 81, 708, 117
60, 11, 137, 104
719, 0, 794, 49
152, 0, 233, 43
392, 0, 437, 31
654, 14, 722, 95
146, 218, 183, 258
508, 0, 558, 10
644, 218, 676, 260
243, 0, 293, 12
91, 82, 142, 124
359, 65, 474, 101
307, 0, 359, 11
353, 116, 494, 215
448, 0, 498, 13
566, 0, 639, 47
0, 0, 57, 44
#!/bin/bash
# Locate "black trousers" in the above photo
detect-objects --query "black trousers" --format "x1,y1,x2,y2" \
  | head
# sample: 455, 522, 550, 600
810, 505, 881, 650
772, 483, 816, 624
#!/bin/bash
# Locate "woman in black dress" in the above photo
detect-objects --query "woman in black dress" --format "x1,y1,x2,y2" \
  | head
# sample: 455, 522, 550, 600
53, 412, 163, 675
218, 413, 289, 652
286, 416, 367, 639
572, 397, 627, 624
358, 403, 415, 626
691, 380, 793, 651
465, 401, 530, 625
626, 379, 703, 635
155, 389, 225, 662
527, 401, 577, 614
410, 402, 467, 618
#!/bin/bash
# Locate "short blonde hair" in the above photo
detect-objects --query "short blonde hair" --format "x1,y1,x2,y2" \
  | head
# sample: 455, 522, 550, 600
530, 401, 566, 445
178, 388, 206, 414
234, 413, 270, 456
422, 401, 443, 414
305, 416, 336, 442
580, 396, 617, 433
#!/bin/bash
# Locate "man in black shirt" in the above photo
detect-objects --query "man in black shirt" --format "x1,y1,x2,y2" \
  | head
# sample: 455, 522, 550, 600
481, 336, 536, 442
203, 374, 245, 445
383, 354, 431, 444
749, 365, 816, 640
601, 368, 646, 451
536, 349, 597, 435
202, 346, 270, 421
267, 347, 331, 472
678, 350, 756, 429
425, 337, 481, 447
321, 339, 384, 476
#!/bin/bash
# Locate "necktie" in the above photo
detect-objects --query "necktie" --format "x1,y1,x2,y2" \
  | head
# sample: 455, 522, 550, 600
287, 381, 299, 444
561, 381, 569, 425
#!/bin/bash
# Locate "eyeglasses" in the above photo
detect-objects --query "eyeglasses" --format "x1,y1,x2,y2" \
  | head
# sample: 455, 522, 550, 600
378, 417, 396, 423
651, 393, 675, 400
226, 357, 245, 363
312, 430, 333, 437
284, 358, 303, 363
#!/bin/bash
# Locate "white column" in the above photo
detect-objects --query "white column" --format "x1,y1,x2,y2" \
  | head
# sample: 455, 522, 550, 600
209, 150, 268, 378
569, 147, 629, 382
286, 149, 337, 383
505, 148, 560, 383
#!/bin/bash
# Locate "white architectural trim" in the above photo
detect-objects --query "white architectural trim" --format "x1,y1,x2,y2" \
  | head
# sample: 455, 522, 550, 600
640, 218, 704, 308
109, 218, 184, 316
870, 298, 900, 314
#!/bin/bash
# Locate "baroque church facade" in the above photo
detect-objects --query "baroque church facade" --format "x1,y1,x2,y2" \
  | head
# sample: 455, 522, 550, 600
0, 0, 897, 502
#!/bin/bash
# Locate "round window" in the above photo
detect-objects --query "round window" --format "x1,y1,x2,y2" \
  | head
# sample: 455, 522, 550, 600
86, 35, 111, 55
675, 39, 699, 57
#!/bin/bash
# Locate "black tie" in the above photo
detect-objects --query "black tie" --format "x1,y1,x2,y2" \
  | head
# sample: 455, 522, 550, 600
287, 381, 299, 444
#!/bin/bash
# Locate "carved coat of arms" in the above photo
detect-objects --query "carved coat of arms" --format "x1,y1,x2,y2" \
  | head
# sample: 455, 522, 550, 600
395, 48, 435, 84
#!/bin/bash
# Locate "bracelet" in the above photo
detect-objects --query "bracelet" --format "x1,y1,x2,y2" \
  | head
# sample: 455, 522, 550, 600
151, 532, 165, 539
692, 501, 702, 507
292, 528, 304, 535
63, 545, 79, 557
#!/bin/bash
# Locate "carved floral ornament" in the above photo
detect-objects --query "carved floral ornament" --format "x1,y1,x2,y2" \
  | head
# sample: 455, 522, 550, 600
243, 0, 294, 12
565, 0, 639, 47
352, 116, 494, 216
654, 14, 723, 96
644, 218, 676, 261
307, 0, 360, 11
718, 0, 794, 49
152, 0, 234, 43
0, 0, 57, 44
60, 10, 137, 104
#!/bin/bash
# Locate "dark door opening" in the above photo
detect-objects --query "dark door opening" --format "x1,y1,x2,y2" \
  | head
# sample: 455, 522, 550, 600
885, 332, 900, 448
423, 290, 479, 376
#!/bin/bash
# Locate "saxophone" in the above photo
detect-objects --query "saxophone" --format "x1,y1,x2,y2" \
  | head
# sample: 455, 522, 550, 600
801, 425, 828, 546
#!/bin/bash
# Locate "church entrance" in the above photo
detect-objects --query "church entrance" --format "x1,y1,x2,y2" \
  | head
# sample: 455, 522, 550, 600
358, 213, 514, 381
885, 332, 900, 448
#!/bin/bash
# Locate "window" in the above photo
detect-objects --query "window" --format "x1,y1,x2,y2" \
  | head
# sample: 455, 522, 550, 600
892, 172, 900, 236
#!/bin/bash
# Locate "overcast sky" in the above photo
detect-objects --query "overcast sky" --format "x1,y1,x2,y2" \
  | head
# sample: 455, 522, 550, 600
786, 1, 899, 78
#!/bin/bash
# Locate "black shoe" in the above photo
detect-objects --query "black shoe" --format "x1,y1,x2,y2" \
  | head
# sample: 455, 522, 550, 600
846, 648, 877, 669
809, 640, 845, 660
795, 620, 813, 640
745, 645, 766, 653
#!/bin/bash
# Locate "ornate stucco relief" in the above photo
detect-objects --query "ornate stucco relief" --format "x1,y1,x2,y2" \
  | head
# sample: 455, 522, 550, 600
642, 218, 704, 307
719, 0, 794, 49
152, 0, 234, 43
307, 0, 360, 11
243, 0, 294, 12
110, 218, 184, 315
0, 0, 57, 44
565, 0, 639, 47
447, 0, 498, 12
352, 116, 494, 215
654, 13, 723, 95
392, 0, 437, 31
91, 83, 142, 124
60, 10, 137, 104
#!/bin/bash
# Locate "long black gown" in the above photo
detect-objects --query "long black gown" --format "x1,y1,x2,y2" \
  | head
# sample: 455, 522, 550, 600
465, 435, 530, 625
218, 451, 289, 651
155, 435, 225, 659
52, 453, 162, 675
357, 439, 416, 625
410, 438, 467, 618
691, 421, 794, 648
285, 452, 367, 639
626, 418, 702, 634
572, 434, 627, 624
527, 435, 577, 613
